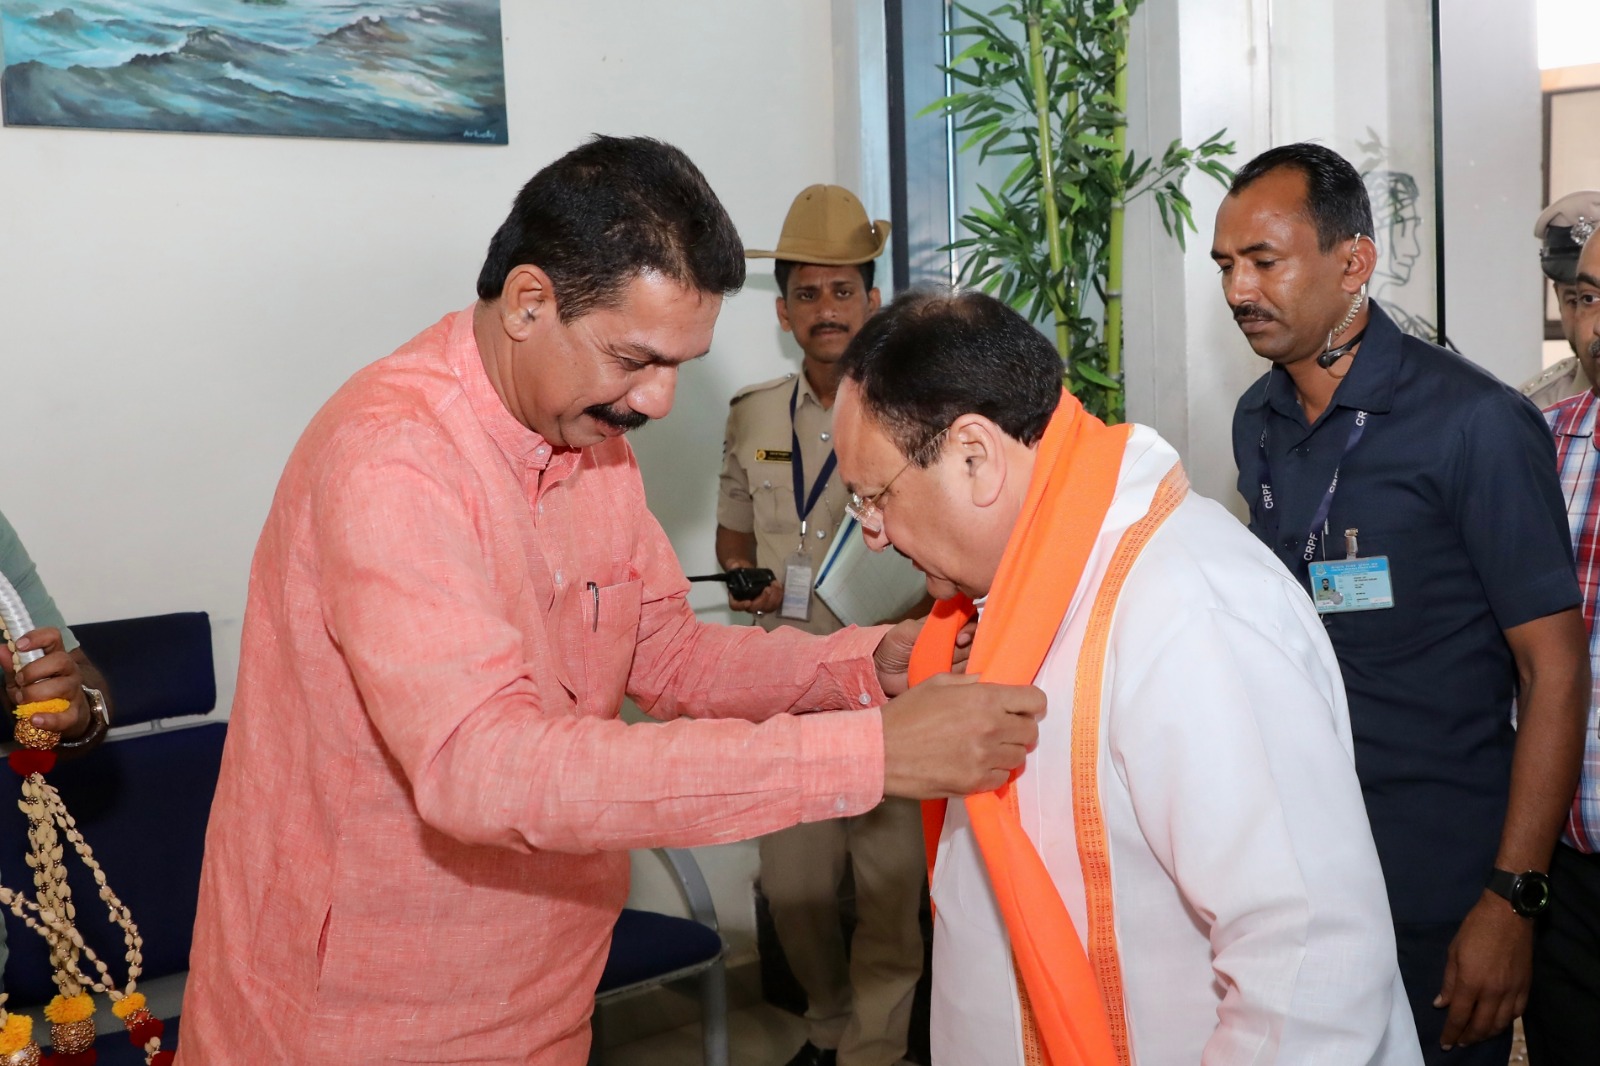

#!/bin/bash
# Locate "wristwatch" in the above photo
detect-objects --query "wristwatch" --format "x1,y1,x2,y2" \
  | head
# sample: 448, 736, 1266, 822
57, 686, 110, 751
1485, 867, 1552, 918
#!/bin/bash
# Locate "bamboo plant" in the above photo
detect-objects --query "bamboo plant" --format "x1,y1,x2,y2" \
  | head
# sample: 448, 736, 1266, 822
926, 0, 1235, 423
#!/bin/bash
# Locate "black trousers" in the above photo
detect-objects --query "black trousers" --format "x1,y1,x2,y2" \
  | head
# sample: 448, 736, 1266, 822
1395, 920, 1515, 1066
1524, 843, 1600, 1065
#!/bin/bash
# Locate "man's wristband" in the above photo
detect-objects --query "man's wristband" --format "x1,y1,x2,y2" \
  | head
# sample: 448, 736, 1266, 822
58, 686, 109, 751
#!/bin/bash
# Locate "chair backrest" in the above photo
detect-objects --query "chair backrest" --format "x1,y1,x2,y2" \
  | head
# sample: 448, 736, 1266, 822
72, 611, 216, 726
0, 612, 224, 1005
597, 849, 725, 999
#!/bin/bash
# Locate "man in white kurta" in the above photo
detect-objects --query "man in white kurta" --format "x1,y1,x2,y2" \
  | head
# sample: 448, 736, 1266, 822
832, 289, 1420, 1065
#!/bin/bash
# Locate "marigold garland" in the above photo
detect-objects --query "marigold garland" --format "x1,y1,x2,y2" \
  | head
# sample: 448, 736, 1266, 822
0, 1013, 33, 1054
109, 995, 145, 1021
12, 699, 70, 720
44, 993, 95, 1025
0, 609, 173, 1065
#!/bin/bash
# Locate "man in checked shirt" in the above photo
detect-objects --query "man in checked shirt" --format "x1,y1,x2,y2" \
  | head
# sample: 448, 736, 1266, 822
1529, 219, 1600, 1066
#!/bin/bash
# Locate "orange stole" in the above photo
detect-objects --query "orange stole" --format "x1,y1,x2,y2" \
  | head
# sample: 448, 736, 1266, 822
909, 392, 1134, 1066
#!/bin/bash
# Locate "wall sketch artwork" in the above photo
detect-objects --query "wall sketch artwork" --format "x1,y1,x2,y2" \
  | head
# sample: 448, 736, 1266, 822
1358, 135, 1440, 343
0, 2, 507, 145
1269, 0, 1444, 346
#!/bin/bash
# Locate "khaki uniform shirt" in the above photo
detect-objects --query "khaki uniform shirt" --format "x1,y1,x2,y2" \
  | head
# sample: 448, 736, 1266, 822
1521, 355, 1591, 410
718, 372, 848, 635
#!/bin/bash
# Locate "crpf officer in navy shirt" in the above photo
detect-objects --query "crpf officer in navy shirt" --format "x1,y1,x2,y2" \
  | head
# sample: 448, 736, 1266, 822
1214, 144, 1589, 1066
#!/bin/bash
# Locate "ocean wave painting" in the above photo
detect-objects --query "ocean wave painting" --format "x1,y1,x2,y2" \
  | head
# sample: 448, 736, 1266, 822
0, 1, 508, 144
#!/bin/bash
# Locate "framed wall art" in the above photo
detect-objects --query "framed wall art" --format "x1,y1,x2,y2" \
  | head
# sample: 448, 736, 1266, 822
1, 1, 508, 144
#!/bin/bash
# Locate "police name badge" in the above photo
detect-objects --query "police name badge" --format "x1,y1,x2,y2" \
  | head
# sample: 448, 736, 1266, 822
1308, 557, 1394, 614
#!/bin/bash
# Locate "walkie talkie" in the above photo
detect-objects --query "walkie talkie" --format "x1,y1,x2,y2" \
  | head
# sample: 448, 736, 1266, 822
686, 568, 778, 601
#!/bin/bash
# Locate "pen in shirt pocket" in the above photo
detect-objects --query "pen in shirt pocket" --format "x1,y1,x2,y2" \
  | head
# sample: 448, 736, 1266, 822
587, 581, 599, 631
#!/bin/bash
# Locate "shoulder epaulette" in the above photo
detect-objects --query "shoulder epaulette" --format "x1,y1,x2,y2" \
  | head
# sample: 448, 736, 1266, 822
1520, 356, 1578, 398
729, 372, 797, 407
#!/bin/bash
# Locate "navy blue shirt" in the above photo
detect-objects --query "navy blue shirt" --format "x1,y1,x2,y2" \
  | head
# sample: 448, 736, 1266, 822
1231, 301, 1580, 924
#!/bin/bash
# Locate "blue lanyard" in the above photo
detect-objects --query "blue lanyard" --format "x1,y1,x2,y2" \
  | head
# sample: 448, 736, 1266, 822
1257, 409, 1370, 564
790, 380, 838, 531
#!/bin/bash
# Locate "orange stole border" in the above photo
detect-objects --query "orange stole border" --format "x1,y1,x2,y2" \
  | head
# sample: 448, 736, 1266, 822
1066, 463, 1190, 1066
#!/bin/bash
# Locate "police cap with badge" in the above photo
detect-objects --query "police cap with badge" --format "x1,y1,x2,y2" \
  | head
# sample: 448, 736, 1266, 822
1535, 190, 1600, 285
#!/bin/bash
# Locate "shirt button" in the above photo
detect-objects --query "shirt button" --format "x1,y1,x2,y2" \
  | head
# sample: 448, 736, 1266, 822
834, 797, 848, 813
762, 479, 772, 489
859, 692, 871, 706
535, 445, 550, 458
816, 528, 827, 539
820, 431, 831, 442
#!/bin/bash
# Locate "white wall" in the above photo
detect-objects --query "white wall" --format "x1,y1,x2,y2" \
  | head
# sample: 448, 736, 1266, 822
1, 0, 848, 966
1438, 0, 1544, 384
1124, 0, 1273, 511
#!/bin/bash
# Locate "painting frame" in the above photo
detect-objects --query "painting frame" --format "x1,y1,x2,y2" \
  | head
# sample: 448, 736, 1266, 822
0, 2, 509, 146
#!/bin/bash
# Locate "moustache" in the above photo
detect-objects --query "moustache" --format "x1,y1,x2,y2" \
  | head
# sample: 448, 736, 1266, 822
810, 323, 849, 338
1591, 338, 1600, 360
584, 402, 650, 432
1232, 303, 1274, 324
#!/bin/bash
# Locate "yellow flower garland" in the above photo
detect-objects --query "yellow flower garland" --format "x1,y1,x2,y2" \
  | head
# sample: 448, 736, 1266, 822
11, 699, 70, 720
0, 1013, 33, 1054
45, 992, 95, 1024
111, 993, 147, 1020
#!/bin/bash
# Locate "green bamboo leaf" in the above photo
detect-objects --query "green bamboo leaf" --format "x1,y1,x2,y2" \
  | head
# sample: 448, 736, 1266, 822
1075, 362, 1121, 388
959, 121, 1002, 153
954, 2, 1011, 41
915, 92, 974, 119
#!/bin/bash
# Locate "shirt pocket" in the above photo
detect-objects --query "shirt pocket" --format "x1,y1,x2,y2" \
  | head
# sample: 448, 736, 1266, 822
578, 578, 643, 717
752, 478, 796, 536
1319, 526, 1427, 651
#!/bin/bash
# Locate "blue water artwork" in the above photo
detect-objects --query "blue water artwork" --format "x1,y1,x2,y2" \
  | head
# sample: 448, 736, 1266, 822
0, 2, 508, 144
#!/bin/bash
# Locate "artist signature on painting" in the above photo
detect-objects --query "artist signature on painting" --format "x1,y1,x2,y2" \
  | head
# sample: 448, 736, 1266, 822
462, 129, 499, 141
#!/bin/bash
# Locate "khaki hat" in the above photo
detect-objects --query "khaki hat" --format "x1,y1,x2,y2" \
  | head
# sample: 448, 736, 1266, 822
1534, 191, 1600, 284
745, 184, 891, 265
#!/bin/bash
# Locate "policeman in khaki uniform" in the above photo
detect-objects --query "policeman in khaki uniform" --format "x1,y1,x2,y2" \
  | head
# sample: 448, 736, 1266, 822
716, 186, 927, 1066
1522, 191, 1600, 408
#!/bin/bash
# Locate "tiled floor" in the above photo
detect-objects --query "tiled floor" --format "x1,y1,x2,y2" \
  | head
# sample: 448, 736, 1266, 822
602, 1002, 805, 1066
604, 1007, 1531, 1066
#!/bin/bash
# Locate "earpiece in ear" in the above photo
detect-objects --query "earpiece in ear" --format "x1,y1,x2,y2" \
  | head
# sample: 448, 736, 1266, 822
1348, 233, 1366, 271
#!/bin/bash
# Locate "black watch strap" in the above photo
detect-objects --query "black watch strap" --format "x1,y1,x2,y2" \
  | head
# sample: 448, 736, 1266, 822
1485, 867, 1551, 918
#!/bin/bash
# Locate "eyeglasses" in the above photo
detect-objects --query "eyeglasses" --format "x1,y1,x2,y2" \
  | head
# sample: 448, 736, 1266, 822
846, 429, 949, 535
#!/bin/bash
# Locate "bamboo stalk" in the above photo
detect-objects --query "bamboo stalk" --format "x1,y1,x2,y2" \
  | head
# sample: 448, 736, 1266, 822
1103, 10, 1130, 423
1026, 9, 1071, 360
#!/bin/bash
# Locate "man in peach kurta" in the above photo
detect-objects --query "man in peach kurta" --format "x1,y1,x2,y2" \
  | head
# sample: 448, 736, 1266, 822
177, 137, 1044, 1065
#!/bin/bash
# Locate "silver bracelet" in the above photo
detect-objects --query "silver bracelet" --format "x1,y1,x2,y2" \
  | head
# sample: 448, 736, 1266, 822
57, 685, 109, 750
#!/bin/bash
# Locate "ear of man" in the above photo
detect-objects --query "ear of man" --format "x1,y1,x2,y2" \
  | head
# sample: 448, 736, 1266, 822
951, 413, 1009, 509
1341, 233, 1379, 294
499, 264, 558, 341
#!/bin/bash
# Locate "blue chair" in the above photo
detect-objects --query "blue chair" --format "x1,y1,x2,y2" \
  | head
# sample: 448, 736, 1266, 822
592, 848, 729, 1066
0, 612, 219, 1064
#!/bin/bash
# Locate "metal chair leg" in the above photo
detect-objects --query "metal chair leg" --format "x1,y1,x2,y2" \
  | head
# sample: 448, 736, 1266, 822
701, 957, 730, 1066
